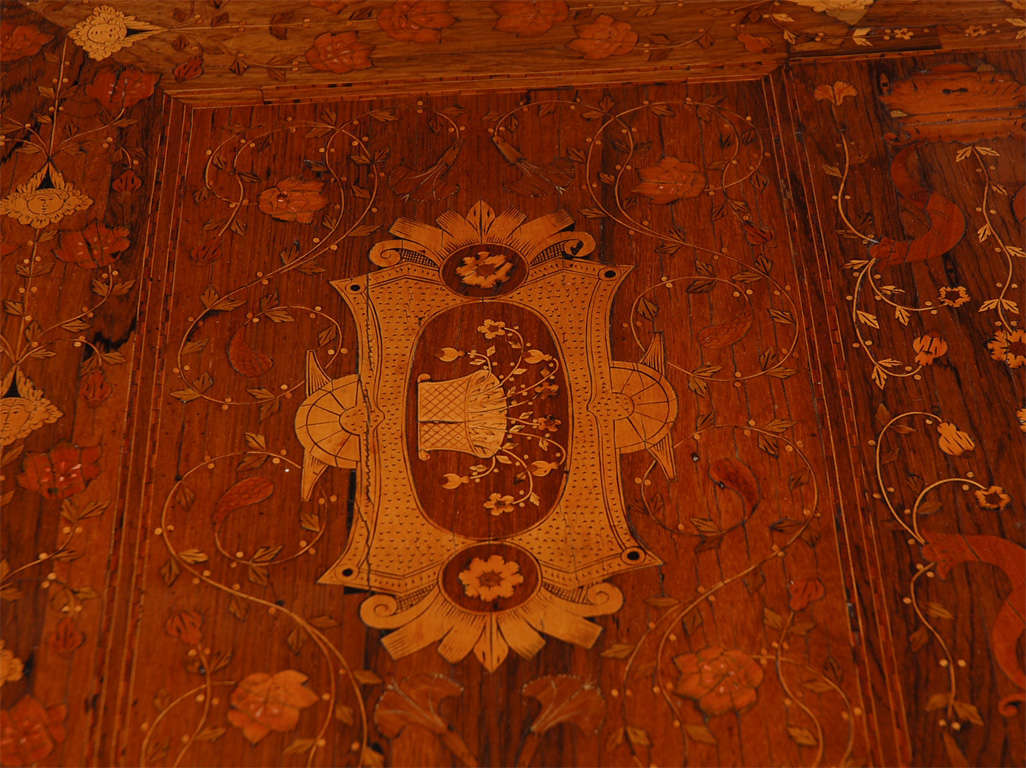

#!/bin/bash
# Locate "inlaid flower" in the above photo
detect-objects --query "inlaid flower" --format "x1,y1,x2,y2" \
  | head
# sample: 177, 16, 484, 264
458, 555, 524, 601
112, 170, 143, 194
491, 1, 568, 37
483, 492, 515, 516
674, 647, 764, 716
172, 55, 204, 83
227, 670, 319, 744
54, 222, 130, 269
633, 157, 706, 204
567, 14, 637, 59
535, 381, 559, 398
377, 1, 456, 43
936, 422, 974, 457
0, 696, 66, 766
68, 5, 160, 60
0, 642, 24, 688
1018, 407, 1026, 433
529, 460, 558, 476
477, 319, 507, 338
0, 22, 53, 63
535, 416, 561, 433
258, 178, 328, 224
442, 473, 468, 489
0, 164, 92, 229
458, 251, 512, 289
305, 31, 373, 74
988, 329, 1026, 368
974, 485, 1011, 510
165, 610, 203, 646
912, 332, 947, 366
79, 371, 114, 408
0, 369, 62, 448
48, 618, 85, 658
788, 577, 825, 612
18, 443, 102, 500
938, 285, 970, 308
813, 80, 857, 107
85, 67, 159, 112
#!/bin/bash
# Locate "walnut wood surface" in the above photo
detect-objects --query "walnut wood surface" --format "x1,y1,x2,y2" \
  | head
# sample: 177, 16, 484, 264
0, 2, 1023, 767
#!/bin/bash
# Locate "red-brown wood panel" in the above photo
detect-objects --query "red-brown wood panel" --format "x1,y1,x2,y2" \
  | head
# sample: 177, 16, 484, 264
785, 51, 1025, 767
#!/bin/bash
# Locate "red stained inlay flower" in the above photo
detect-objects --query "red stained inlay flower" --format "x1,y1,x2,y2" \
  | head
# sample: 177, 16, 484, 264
633, 157, 706, 203
189, 237, 222, 265
111, 170, 142, 194
165, 610, 203, 646
258, 178, 328, 224
0, 23, 53, 63
84, 67, 158, 111
988, 329, 1026, 368
0, 696, 67, 766
491, 1, 568, 37
912, 332, 948, 366
49, 617, 86, 657
79, 370, 114, 408
567, 14, 637, 59
377, 1, 455, 43
18, 443, 102, 500
788, 576, 826, 612
54, 222, 131, 269
172, 55, 204, 83
227, 670, 319, 744
674, 647, 764, 716
305, 31, 373, 74
974, 485, 1011, 510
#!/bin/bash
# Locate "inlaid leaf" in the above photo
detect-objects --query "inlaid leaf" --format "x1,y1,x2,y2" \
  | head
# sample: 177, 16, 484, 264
787, 726, 817, 746
684, 723, 717, 744
600, 643, 635, 659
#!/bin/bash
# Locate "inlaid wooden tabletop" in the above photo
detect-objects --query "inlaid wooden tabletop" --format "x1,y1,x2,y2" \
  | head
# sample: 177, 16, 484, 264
0, 2, 1023, 766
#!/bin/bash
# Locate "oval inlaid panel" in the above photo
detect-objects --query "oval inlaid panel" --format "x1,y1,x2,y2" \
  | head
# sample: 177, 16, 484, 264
406, 301, 569, 539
